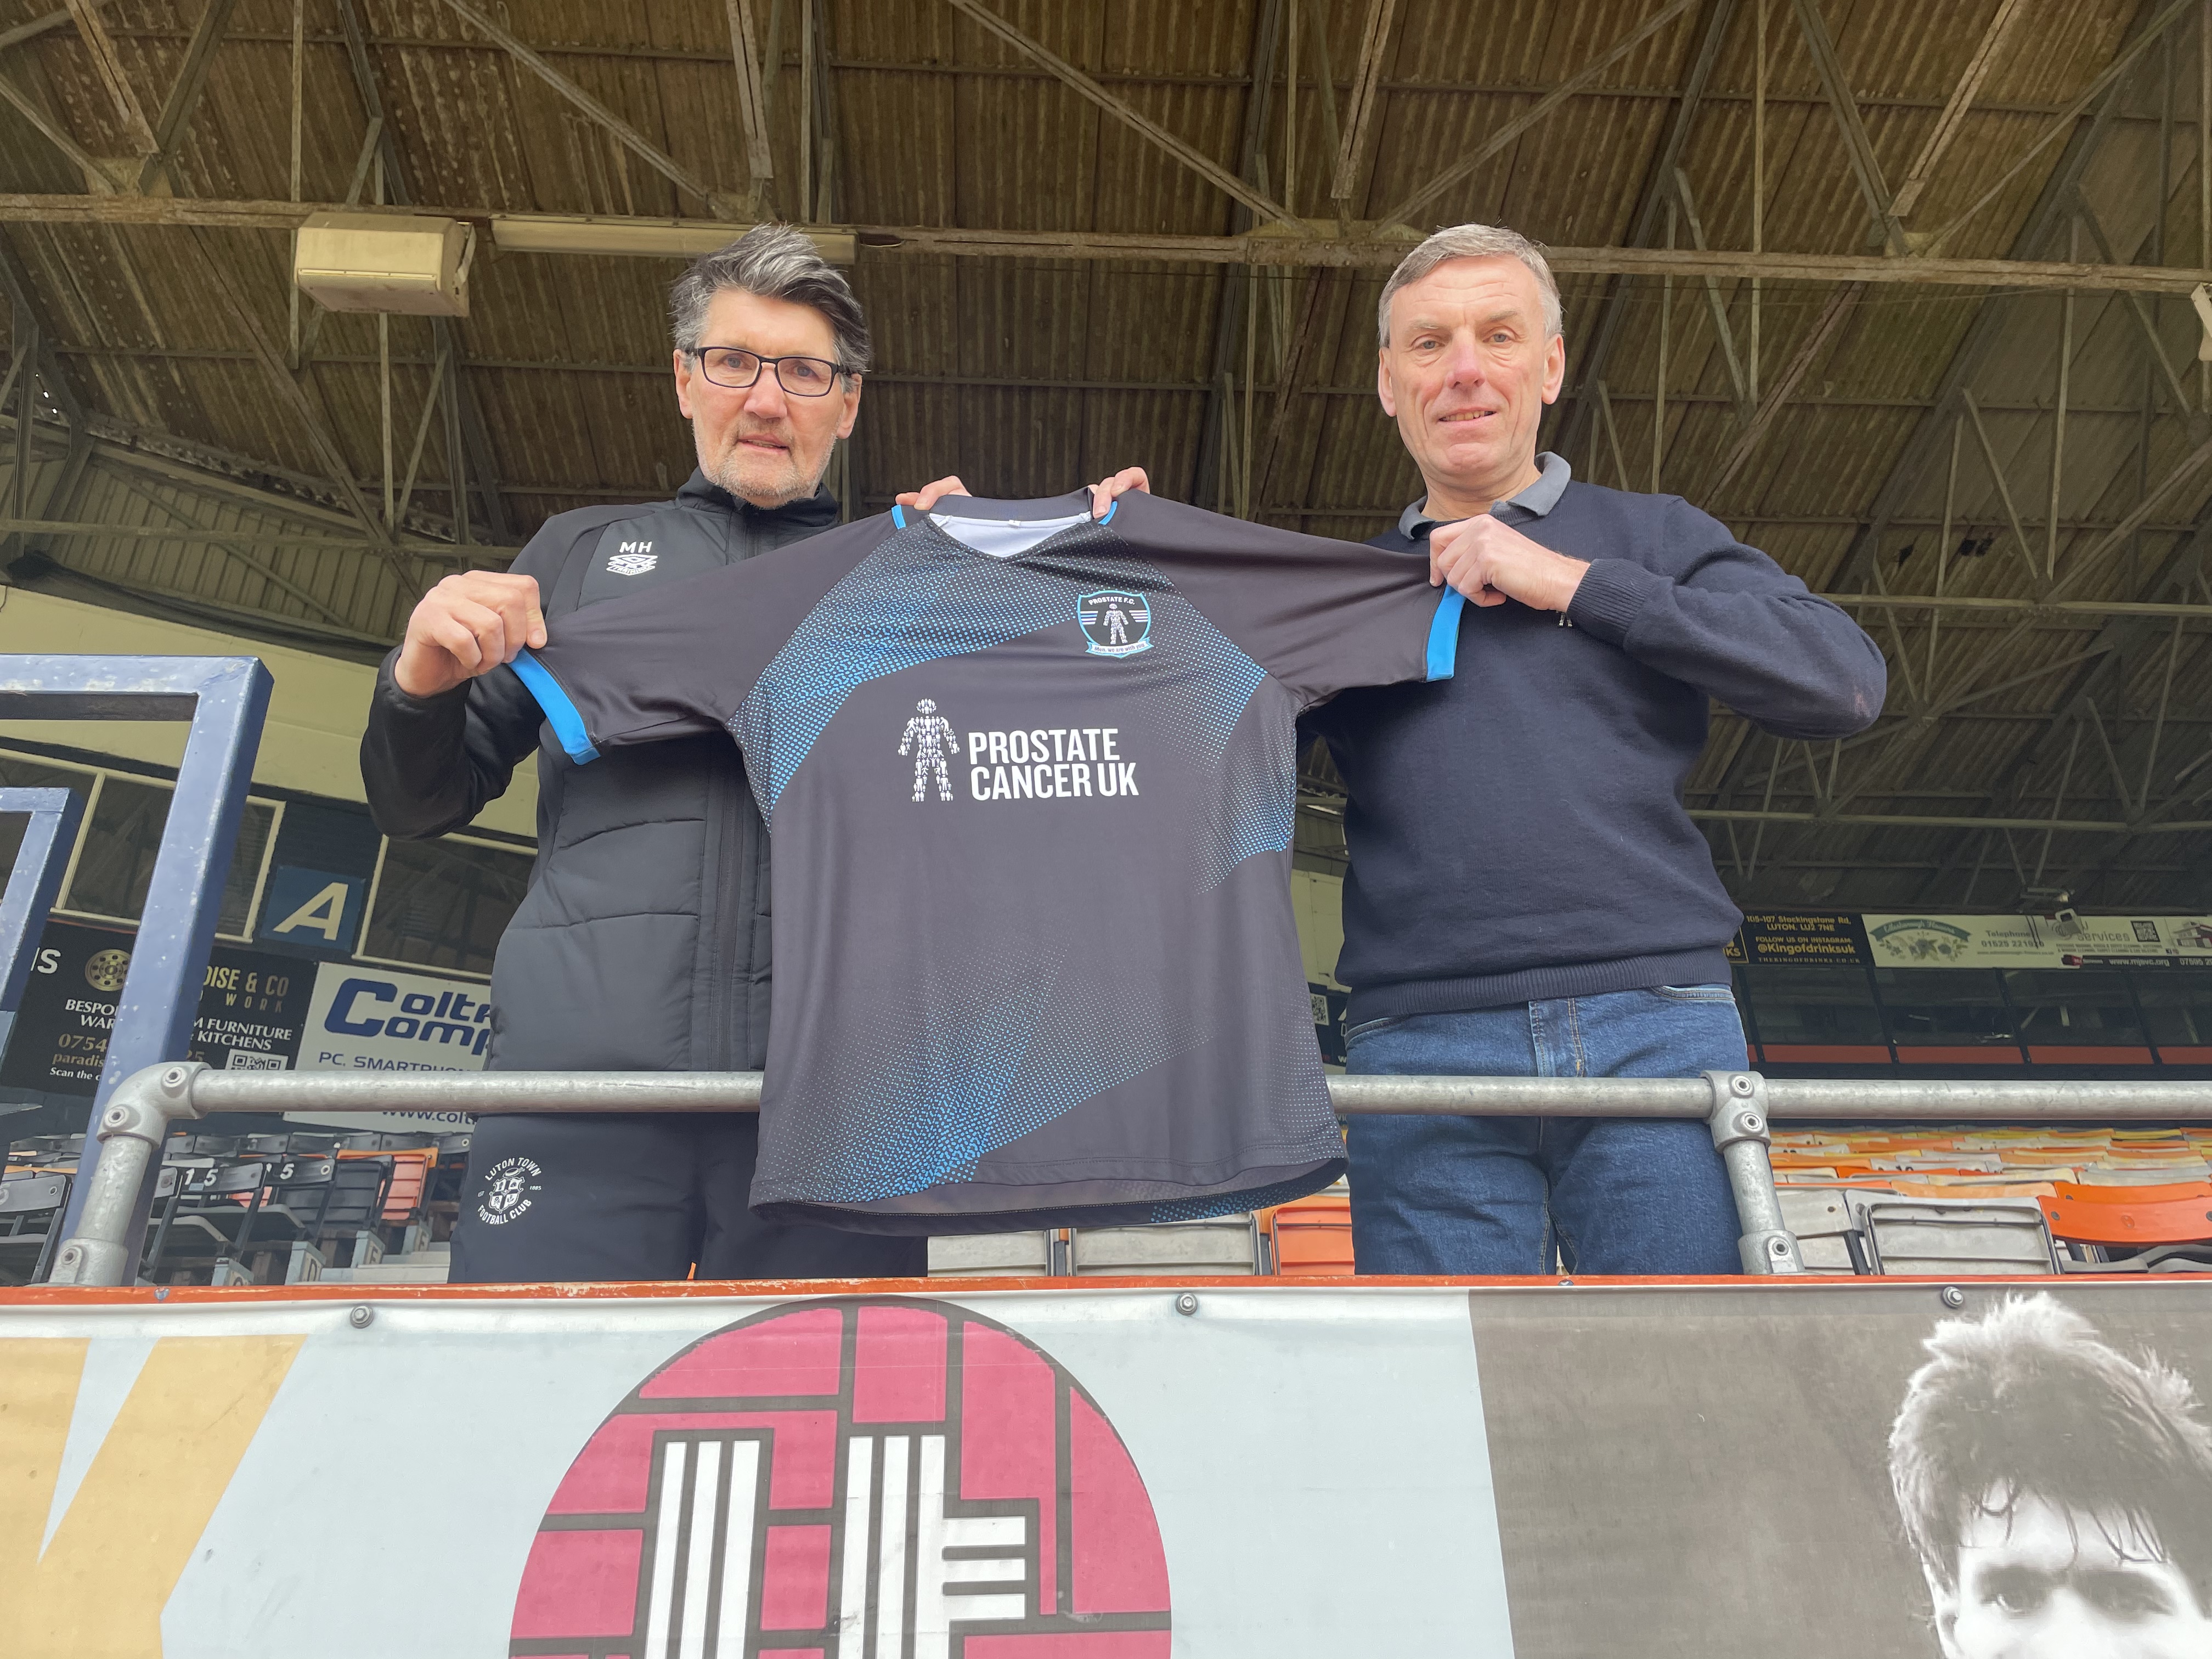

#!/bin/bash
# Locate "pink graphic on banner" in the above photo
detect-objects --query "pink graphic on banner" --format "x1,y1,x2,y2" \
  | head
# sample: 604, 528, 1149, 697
510, 1298, 1171, 1657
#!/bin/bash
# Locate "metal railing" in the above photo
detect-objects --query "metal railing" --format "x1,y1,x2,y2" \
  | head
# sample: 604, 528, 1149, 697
0, 656, 271, 1260
47, 1063, 2212, 1287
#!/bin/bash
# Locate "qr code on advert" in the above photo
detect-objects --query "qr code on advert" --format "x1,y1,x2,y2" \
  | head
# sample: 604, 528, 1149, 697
224, 1051, 287, 1070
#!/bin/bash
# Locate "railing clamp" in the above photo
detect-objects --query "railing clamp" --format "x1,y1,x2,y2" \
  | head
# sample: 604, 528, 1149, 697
48, 1062, 210, 1287
1703, 1070, 1804, 1277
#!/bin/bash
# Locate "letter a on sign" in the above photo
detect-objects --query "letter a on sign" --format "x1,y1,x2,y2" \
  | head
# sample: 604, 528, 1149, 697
274, 882, 349, 941
257, 865, 366, 956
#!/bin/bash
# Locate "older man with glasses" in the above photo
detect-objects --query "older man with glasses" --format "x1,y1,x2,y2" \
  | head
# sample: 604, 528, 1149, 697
360, 223, 930, 1284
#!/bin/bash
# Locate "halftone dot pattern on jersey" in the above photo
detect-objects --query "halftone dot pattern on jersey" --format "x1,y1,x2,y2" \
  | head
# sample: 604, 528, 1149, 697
1019, 557, 1284, 890
738, 536, 1076, 826
738, 523, 1283, 899
772, 943, 1210, 1204
1192, 706, 1297, 891
1150, 1166, 1341, 1224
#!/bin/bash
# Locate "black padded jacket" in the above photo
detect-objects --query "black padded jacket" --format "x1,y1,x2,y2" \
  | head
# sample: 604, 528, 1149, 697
359, 471, 840, 1071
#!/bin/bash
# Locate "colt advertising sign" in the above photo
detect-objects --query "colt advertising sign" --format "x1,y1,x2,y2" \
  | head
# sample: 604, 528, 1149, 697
1, 1279, 2206, 1656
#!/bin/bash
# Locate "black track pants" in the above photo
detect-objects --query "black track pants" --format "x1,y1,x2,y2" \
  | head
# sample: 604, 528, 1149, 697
447, 1113, 930, 1283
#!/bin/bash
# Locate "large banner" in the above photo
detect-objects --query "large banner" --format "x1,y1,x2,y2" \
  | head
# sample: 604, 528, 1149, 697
1861, 911, 2212, 969
0, 919, 312, 1093
0, 1279, 2204, 1656
1726, 909, 2212, 970
1466, 1279, 2212, 1657
0, 1283, 1511, 1657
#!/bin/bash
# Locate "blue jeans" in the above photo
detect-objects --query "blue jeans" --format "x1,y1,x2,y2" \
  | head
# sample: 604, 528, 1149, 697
1345, 986, 1748, 1276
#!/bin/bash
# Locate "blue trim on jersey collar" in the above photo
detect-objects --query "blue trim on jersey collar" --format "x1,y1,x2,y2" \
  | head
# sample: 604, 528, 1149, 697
1098, 498, 1118, 524
1425, 589, 1465, 681
511, 650, 600, 764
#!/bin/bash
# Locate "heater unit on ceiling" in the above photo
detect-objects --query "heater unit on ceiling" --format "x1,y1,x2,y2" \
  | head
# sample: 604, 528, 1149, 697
292, 213, 475, 317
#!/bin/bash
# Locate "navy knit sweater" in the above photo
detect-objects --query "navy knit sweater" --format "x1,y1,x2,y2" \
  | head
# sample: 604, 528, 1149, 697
1306, 458, 1888, 1024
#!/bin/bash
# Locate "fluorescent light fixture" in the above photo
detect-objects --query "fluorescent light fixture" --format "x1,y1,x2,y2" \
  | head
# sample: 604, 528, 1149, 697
490, 215, 856, 264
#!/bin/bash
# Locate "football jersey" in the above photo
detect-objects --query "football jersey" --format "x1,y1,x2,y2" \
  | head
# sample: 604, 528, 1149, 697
512, 489, 1463, 1233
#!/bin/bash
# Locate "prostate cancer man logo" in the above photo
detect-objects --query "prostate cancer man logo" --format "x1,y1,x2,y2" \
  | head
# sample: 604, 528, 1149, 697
1077, 590, 1152, 658
898, 698, 960, 803
511, 1297, 1171, 1659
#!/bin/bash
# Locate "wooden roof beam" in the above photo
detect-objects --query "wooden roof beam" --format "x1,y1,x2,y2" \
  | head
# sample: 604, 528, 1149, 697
1889, 0, 2026, 219
436, 0, 741, 220
941, 0, 1299, 232
134, 0, 235, 196
1192, 0, 1283, 514
1701, 283, 1863, 500
1379, 0, 1702, 232
1670, 166, 1753, 426
180, 225, 394, 558
7, 189, 2212, 301
0, 71, 114, 192
1548, 0, 1737, 461
0, 0, 113, 59
22, 193, 2212, 294
724, 0, 775, 207
337, 0, 509, 543
1788, 0, 1909, 257
1924, 0, 2197, 256
61, 0, 155, 156
1330, 0, 1397, 210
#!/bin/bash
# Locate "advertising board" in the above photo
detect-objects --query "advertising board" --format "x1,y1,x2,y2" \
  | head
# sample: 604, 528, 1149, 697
0, 919, 311, 1092
2, 1278, 2203, 1656
1860, 911, 2212, 969
290, 960, 494, 1132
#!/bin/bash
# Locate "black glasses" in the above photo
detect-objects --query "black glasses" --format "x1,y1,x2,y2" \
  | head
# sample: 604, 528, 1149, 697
688, 346, 850, 397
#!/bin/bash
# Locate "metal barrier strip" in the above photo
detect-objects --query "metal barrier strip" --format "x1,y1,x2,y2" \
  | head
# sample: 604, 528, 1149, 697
184, 1069, 2212, 1119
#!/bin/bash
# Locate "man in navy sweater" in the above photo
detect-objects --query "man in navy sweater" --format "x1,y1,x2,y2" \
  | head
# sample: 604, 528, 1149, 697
1301, 222, 1887, 1275
911, 221, 1884, 1274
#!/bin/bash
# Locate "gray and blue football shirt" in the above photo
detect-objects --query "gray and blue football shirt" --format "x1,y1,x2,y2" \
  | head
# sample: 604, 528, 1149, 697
512, 489, 1462, 1233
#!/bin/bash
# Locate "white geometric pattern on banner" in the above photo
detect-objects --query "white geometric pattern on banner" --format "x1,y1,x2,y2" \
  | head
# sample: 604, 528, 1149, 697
835, 1432, 1027, 1658
638, 1435, 762, 1659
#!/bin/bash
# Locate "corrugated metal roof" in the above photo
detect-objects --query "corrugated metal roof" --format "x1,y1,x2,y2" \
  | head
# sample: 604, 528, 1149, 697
0, 0, 2204, 908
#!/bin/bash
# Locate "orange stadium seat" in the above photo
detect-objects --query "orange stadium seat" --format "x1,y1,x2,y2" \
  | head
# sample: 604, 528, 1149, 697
1263, 1190, 1355, 1278
2041, 1187, 2212, 1272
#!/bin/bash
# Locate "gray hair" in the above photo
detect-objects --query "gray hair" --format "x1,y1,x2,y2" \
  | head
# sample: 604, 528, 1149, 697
669, 223, 871, 373
1376, 223, 1564, 348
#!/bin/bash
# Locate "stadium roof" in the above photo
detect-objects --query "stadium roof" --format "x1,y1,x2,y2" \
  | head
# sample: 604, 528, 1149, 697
0, 0, 2207, 913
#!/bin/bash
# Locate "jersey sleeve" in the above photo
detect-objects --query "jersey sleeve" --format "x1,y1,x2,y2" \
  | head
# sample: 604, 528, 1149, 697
1104, 490, 1460, 706
510, 515, 892, 763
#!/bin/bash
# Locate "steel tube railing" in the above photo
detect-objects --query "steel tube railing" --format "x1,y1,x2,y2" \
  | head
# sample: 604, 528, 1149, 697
163, 1070, 2212, 1120
1338, 1074, 2212, 1120
46, 1064, 2212, 1286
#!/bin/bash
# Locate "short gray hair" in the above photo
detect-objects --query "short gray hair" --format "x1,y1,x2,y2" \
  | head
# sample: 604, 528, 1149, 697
1376, 223, 1563, 348
669, 223, 872, 373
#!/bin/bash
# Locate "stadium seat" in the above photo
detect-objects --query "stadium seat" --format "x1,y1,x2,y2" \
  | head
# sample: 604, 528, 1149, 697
1776, 1188, 1867, 1274
1262, 1188, 1355, 1277
344, 1147, 436, 1253
1846, 1193, 2059, 1276
2040, 1188, 2212, 1272
145, 1158, 312, 1283
2049, 1178, 2212, 1206
1071, 1218, 1259, 1276
317, 1158, 394, 1267
0, 1171, 69, 1284
928, 1231, 1055, 1277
